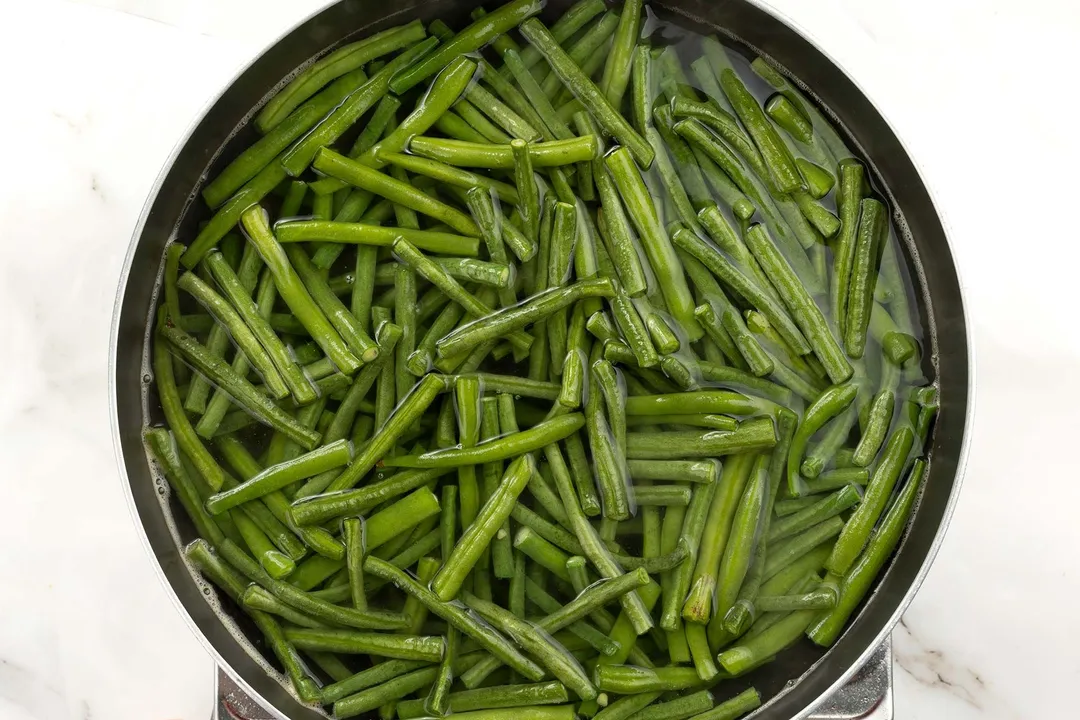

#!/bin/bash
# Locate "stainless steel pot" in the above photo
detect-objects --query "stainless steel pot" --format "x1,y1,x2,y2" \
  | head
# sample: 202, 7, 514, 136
110, 1, 973, 718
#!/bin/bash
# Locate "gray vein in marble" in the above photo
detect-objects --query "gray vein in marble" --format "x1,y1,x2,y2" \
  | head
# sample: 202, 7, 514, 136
895, 617, 992, 711
0, 658, 69, 720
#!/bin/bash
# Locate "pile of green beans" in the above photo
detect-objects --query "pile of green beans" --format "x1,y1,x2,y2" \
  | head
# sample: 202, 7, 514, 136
150, 2, 936, 718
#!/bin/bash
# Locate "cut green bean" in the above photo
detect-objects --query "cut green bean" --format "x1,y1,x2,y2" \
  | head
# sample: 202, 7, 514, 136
519, 18, 654, 167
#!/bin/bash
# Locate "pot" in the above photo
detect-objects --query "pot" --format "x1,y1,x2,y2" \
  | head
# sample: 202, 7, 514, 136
110, 1, 973, 717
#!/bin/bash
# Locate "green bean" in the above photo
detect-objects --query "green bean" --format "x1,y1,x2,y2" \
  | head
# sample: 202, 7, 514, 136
433, 454, 534, 600
539, 11, 621, 103
436, 279, 614, 358
624, 390, 763, 418
559, 348, 586, 409
797, 468, 868, 497
291, 464, 451, 526
594, 167, 648, 296
513, 140, 542, 242
215, 435, 343, 559
409, 136, 598, 169
718, 597, 816, 675
606, 148, 700, 339
364, 555, 544, 680
763, 517, 844, 582
357, 487, 441, 552
286, 245, 381, 365
466, 188, 518, 308
626, 414, 738, 432
239, 586, 327, 629
379, 152, 519, 205
625, 691, 715, 720
461, 591, 598, 700
598, 0, 641, 106
161, 325, 322, 452
694, 302, 771, 378
826, 426, 914, 575
514, 526, 574, 581
627, 459, 719, 485
711, 455, 769, 624
743, 224, 851, 384
432, 485, 455, 574
393, 239, 533, 354
679, 452, 754, 623
206, 440, 351, 514
594, 665, 704, 694
595, 693, 663, 720
630, 485, 692, 507
755, 586, 837, 612
844, 198, 887, 358
543, 443, 655, 635
435, 110, 491, 142
390, 0, 544, 94
669, 97, 762, 178
324, 374, 451, 492
382, 408, 582, 468
464, 83, 540, 143
750, 57, 853, 163
853, 389, 895, 466
313, 149, 479, 236
612, 538, 691, 574
219, 539, 408, 630
524, 578, 622, 656
809, 459, 925, 646
688, 689, 760, 720
582, 364, 629, 523
203, 253, 316, 404
787, 383, 858, 496
255, 21, 425, 132
239, 207, 361, 374
321, 658, 430, 705
176, 270, 288, 399
563, 431, 602, 517
519, 18, 653, 167
800, 405, 857, 479
630, 45, 653, 136
281, 40, 438, 176
671, 229, 809, 361
636, 299, 681, 356
625, 417, 776, 460
332, 657, 481, 720
408, 303, 464, 376
771, 485, 862, 545
283, 628, 444, 662
503, 47, 574, 141
421, 708, 578, 720
145, 428, 231, 548
340, 517, 368, 610
792, 190, 840, 237
397, 681, 570, 719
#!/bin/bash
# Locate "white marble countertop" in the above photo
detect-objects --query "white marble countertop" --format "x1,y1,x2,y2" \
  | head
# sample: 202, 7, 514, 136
2, 0, 1078, 718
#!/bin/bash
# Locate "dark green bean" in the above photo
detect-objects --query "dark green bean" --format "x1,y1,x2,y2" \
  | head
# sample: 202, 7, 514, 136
364, 555, 544, 680
324, 373, 451, 492
396, 681, 570, 719
594, 665, 704, 694
808, 459, 926, 646
606, 148, 700, 339
436, 279, 614, 358
461, 591, 598, 700
281, 40, 438, 176
519, 18, 654, 167
844, 198, 887, 359
390, 0, 543, 94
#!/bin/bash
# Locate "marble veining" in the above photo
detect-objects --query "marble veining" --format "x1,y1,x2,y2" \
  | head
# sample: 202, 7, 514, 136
2, 0, 1076, 717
